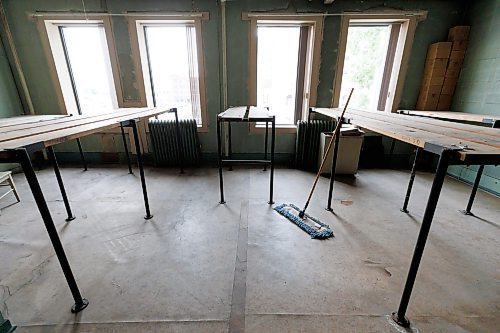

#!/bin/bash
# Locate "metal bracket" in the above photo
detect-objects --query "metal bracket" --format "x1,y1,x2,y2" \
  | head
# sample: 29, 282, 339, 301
423, 142, 462, 156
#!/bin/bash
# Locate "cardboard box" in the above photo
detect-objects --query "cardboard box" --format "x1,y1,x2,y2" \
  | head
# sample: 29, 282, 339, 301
421, 84, 443, 95
450, 50, 466, 61
437, 94, 453, 110
441, 83, 457, 95
425, 58, 448, 73
443, 76, 458, 86
448, 26, 470, 41
424, 61, 447, 77
452, 39, 468, 51
445, 67, 461, 78
426, 42, 452, 59
416, 90, 439, 110
421, 76, 445, 86
448, 58, 464, 70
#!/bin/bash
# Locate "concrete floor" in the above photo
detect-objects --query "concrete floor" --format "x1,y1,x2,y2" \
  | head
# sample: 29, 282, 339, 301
0, 166, 498, 332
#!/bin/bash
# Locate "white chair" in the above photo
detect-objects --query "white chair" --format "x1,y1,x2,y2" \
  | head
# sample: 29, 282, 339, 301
0, 171, 20, 205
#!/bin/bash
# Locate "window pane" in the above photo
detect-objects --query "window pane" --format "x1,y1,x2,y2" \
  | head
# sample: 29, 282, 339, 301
339, 25, 391, 110
61, 26, 116, 115
257, 26, 300, 125
145, 26, 202, 124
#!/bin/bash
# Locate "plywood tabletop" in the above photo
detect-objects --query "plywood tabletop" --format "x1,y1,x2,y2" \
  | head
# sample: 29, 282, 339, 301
0, 108, 168, 154
219, 106, 273, 121
313, 108, 500, 164
398, 110, 499, 125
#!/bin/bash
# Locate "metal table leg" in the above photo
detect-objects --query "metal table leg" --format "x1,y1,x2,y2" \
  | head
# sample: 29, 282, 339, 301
461, 164, 484, 216
128, 120, 153, 219
217, 117, 225, 204
14, 148, 88, 313
326, 117, 342, 211
401, 147, 420, 213
268, 116, 275, 204
264, 120, 269, 171
228, 122, 233, 171
388, 138, 396, 168
392, 149, 452, 328
460, 121, 497, 215
47, 147, 75, 222
76, 138, 88, 171
120, 123, 133, 174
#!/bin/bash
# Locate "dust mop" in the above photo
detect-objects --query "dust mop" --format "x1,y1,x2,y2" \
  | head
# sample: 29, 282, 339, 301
274, 88, 354, 239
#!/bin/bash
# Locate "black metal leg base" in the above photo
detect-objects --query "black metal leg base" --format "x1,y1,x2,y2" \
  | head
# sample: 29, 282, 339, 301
144, 214, 154, 220
460, 209, 474, 216
268, 200, 274, 205
400, 208, 409, 214
391, 311, 410, 328
71, 298, 89, 313
325, 207, 334, 212
65, 215, 76, 222
219, 200, 226, 205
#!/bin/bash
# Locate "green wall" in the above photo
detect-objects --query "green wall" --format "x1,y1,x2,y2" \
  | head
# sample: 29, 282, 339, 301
0, 32, 23, 118
1, 0, 467, 160
448, 0, 500, 196
0, 29, 24, 172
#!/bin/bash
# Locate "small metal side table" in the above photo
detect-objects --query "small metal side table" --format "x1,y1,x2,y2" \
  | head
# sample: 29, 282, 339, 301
217, 106, 276, 204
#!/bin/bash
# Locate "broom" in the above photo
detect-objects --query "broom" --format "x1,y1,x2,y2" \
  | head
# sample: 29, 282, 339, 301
274, 88, 354, 239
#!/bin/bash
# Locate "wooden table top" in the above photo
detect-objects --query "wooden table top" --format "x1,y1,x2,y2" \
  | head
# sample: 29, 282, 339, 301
313, 108, 500, 165
398, 110, 499, 125
0, 108, 167, 155
219, 106, 274, 121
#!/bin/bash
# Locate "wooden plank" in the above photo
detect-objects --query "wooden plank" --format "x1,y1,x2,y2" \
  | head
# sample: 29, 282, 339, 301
316, 108, 500, 146
0, 115, 69, 128
219, 106, 273, 121
248, 106, 272, 120
0, 108, 150, 132
396, 111, 500, 138
219, 107, 247, 120
398, 110, 499, 124
341, 108, 500, 147
0, 108, 152, 136
313, 108, 500, 164
0, 108, 167, 152
0, 108, 161, 143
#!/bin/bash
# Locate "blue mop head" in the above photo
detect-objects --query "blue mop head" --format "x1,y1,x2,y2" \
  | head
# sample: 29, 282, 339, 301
274, 203, 334, 239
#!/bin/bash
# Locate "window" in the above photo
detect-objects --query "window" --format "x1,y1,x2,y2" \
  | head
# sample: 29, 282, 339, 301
41, 19, 120, 115
247, 14, 323, 130
257, 26, 301, 125
332, 13, 427, 112
144, 25, 201, 123
129, 15, 208, 130
339, 24, 393, 110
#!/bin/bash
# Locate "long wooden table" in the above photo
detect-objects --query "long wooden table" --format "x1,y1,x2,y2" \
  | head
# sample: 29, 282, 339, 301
0, 107, 167, 313
311, 107, 499, 328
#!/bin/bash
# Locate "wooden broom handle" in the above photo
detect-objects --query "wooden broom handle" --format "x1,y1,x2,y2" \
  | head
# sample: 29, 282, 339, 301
301, 88, 354, 214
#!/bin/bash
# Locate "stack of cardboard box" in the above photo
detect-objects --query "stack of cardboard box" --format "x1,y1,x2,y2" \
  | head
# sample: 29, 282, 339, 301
416, 26, 470, 110
442, 26, 470, 108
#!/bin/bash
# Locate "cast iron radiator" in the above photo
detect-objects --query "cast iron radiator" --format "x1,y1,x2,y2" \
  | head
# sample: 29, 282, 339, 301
149, 119, 201, 166
295, 120, 336, 170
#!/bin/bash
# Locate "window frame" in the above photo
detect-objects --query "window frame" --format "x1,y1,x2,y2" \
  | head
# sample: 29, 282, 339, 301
331, 11, 427, 112
244, 13, 324, 133
127, 13, 209, 133
36, 15, 125, 116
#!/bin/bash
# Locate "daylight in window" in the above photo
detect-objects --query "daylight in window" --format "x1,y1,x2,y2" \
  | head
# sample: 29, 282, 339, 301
144, 25, 202, 124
